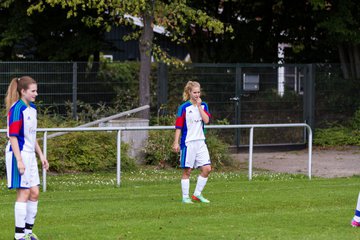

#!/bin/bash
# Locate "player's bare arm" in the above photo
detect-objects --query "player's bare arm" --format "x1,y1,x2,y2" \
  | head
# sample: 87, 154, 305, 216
9, 136, 25, 175
35, 141, 49, 170
172, 129, 181, 152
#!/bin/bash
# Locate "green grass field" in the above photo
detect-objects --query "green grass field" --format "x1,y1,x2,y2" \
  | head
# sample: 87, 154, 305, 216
0, 169, 360, 239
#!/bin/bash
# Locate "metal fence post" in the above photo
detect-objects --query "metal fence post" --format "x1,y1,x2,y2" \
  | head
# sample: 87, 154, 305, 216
235, 64, 242, 148
157, 62, 168, 113
304, 64, 315, 130
72, 62, 78, 120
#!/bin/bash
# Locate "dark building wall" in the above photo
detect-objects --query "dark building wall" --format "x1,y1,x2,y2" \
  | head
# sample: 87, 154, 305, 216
103, 26, 188, 61
103, 26, 140, 61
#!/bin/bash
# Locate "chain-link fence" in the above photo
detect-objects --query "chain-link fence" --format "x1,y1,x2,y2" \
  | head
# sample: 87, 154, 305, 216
0, 62, 119, 118
0, 62, 356, 146
315, 63, 360, 127
162, 63, 314, 146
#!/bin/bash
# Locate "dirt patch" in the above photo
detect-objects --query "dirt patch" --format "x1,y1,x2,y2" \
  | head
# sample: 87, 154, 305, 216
232, 146, 360, 178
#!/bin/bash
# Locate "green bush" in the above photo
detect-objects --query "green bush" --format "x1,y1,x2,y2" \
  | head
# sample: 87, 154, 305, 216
0, 111, 6, 175
206, 133, 234, 168
0, 141, 5, 177
315, 67, 360, 126
314, 127, 360, 147
143, 130, 234, 169
37, 106, 137, 173
45, 132, 137, 173
143, 130, 178, 168
0, 110, 137, 176
149, 113, 177, 126
351, 109, 360, 130
314, 109, 360, 147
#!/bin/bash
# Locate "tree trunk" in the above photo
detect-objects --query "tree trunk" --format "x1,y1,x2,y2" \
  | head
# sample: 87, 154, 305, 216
338, 43, 350, 79
353, 44, 360, 79
347, 44, 356, 78
338, 43, 360, 79
138, 13, 154, 119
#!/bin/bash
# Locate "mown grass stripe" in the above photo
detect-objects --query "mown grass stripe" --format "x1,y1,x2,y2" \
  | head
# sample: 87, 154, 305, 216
0, 171, 359, 239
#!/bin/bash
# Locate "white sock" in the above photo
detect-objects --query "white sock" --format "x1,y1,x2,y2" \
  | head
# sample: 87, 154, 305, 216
25, 200, 38, 235
194, 176, 208, 196
354, 192, 360, 222
181, 179, 190, 198
15, 202, 27, 239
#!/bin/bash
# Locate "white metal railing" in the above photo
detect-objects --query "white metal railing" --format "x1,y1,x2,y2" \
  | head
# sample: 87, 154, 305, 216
1, 123, 312, 191
46, 105, 149, 139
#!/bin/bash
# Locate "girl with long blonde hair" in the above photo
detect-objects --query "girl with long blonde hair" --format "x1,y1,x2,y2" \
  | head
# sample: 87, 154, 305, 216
172, 81, 212, 204
5, 76, 49, 240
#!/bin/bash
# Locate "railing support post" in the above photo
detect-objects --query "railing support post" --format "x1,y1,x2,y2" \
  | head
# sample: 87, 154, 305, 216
307, 126, 313, 180
248, 127, 254, 180
117, 130, 121, 187
42, 131, 48, 192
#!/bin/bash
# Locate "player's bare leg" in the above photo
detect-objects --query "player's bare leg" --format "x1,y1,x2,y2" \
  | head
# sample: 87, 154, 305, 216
192, 165, 211, 203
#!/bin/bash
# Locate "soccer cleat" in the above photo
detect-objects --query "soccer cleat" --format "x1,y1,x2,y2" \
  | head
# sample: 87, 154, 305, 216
182, 197, 193, 204
27, 233, 39, 240
192, 194, 210, 203
351, 219, 360, 227
15, 235, 31, 240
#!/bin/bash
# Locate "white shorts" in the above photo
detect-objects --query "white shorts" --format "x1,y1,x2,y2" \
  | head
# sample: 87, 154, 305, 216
6, 151, 40, 189
180, 140, 211, 169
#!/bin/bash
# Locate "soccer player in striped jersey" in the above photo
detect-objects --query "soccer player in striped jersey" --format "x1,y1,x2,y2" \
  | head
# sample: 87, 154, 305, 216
172, 81, 212, 204
5, 76, 49, 240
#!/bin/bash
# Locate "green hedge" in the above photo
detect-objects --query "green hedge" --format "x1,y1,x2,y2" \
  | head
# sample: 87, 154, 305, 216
314, 127, 360, 146
0, 128, 137, 178
314, 109, 360, 146
45, 132, 136, 173
0, 136, 5, 177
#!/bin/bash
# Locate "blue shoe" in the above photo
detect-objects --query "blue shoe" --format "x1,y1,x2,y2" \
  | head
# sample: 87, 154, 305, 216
192, 194, 210, 203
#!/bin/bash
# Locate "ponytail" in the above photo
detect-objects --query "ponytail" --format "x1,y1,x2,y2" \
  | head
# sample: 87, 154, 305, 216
5, 76, 37, 112
182, 80, 200, 101
5, 78, 20, 112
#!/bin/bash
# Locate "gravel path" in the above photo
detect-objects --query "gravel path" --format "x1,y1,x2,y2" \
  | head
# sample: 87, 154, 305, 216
232, 146, 360, 178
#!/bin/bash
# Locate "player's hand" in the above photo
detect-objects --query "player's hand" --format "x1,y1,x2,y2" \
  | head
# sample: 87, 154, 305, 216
17, 160, 25, 175
172, 142, 180, 153
196, 97, 202, 107
42, 158, 49, 171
